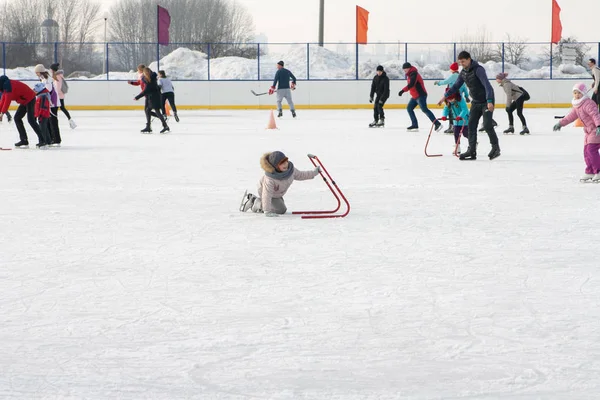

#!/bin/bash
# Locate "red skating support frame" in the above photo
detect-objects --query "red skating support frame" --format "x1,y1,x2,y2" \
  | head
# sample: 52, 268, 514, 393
292, 154, 350, 219
425, 119, 443, 157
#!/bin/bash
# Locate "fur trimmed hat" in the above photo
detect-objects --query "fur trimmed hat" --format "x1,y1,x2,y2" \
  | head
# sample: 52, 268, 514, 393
268, 151, 288, 169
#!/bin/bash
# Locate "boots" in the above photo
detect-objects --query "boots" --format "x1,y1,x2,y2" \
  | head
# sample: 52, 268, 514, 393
140, 125, 152, 133
503, 126, 515, 134
459, 145, 477, 160
444, 125, 454, 134
277, 110, 283, 118
520, 126, 530, 135
488, 144, 501, 160
376, 118, 385, 127
369, 120, 378, 127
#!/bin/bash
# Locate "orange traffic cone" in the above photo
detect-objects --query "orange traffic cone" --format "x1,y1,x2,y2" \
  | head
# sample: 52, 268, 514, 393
575, 118, 584, 127
165, 103, 172, 116
266, 110, 278, 129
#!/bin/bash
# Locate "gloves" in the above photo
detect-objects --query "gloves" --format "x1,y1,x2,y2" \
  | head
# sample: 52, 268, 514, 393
378, 99, 384, 105
291, 82, 296, 90
268, 86, 275, 95
433, 81, 439, 86
439, 116, 447, 121
369, 97, 373, 103
314, 166, 321, 173
553, 123, 562, 131
596, 126, 600, 136
398, 90, 404, 97
465, 97, 471, 103
265, 212, 279, 218
455, 117, 463, 121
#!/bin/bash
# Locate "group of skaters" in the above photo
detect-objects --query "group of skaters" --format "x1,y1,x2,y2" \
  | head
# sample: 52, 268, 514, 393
128, 64, 179, 133
369, 51, 537, 160
0, 63, 76, 148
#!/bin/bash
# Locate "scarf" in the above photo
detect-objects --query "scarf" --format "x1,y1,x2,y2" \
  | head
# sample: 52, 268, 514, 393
572, 97, 585, 107
266, 161, 295, 180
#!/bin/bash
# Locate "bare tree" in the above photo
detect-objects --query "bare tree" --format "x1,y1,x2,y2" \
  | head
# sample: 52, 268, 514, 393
107, 0, 256, 71
455, 27, 499, 63
0, 0, 45, 68
544, 37, 593, 66
494, 34, 528, 67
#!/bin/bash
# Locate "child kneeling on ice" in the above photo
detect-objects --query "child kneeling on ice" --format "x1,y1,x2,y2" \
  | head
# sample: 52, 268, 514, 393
554, 83, 600, 182
440, 90, 469, 154
241, 151, 320, 216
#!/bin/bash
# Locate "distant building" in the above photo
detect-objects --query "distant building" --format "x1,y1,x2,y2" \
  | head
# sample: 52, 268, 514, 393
41, 18, 59, 43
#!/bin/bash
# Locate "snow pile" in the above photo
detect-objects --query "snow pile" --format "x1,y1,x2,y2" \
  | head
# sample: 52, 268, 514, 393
2, 46, 595, 81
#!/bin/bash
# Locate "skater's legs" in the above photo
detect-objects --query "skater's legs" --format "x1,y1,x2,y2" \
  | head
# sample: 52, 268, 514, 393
13, 104, 28, 142
515, 96, 527, 126
160, 93, 167, 115
584, 143, 600, 174
250, 196, 286, 214
39, 118, 51, 144
165, 92, 177, 113
25, 100, 42, 139
283, 90, 295, 112
416, 95, 437, 123
49, 107, 61, 143
482, 107, 499, 145
59, 99, 72, 120
467, 103, 483, 148
406, 98, 418, 127
276, 90, 285, 112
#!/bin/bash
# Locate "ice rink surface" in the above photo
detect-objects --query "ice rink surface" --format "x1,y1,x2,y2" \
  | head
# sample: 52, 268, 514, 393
1, 108, 599, 399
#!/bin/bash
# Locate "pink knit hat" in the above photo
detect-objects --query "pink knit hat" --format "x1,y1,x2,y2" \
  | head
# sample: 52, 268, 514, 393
572, 82, 587, 95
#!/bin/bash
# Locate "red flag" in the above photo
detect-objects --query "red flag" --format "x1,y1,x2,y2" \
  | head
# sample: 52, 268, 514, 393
157, 5, 171, 46
356, 6, 369, 45
551, 0, 562, 44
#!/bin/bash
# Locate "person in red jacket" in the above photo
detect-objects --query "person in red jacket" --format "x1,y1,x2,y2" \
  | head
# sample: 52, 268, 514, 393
33, 82, 53, 148
398, 62, 441, 132
0, 75, 42, 148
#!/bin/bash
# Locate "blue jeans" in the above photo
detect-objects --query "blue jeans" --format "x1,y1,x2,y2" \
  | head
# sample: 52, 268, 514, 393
407, 95, 437, 127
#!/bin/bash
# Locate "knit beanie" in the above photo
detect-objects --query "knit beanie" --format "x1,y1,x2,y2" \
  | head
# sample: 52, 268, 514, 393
573, 82, 588, 95
277, 61, 284, 67
402, 62, 412, 69
50, 63, 60, 72
34, 64, 46, 73
496, 72, 508, 80
376, 65, 384, 71
450, 62, 459, 72
268, 151, 288, 169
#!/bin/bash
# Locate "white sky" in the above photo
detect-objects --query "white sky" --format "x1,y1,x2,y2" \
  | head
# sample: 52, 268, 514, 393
96, 0, 600, 44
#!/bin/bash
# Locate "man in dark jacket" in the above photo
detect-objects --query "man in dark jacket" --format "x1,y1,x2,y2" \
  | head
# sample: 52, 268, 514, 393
439, 51, 500, 160
369, 65, 390, 127
399, 62, 441, 132
269, 61, 297, 118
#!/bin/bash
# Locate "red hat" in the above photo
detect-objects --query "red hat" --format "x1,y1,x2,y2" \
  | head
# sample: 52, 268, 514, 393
450, 62, 459, 72
445, 87, 461, 102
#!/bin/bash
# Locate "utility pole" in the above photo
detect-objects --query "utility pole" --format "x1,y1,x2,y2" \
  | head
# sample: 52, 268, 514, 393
318, 0, 324, 47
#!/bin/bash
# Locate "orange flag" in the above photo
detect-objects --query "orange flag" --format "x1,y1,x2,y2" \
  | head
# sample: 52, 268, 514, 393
356, 6, 369, 45
551, 0, 562, 44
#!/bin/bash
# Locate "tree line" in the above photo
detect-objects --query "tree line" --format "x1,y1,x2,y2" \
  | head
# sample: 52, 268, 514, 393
0, 0, 255, 75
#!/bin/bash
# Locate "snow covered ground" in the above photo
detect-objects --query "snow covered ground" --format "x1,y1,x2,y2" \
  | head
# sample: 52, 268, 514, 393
1, 108, 599, 399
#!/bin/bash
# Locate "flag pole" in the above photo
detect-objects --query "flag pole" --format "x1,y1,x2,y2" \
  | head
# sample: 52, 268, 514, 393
549, 0, 553, 79
156, 5, 160, 71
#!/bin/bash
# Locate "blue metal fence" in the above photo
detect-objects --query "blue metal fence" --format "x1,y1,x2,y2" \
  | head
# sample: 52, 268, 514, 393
2, 41, 599, 81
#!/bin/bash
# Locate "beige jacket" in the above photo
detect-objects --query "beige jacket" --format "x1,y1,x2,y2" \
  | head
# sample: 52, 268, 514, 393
258, 153, 318, 213
591, 66, 600, 92
499, 79, 524, 103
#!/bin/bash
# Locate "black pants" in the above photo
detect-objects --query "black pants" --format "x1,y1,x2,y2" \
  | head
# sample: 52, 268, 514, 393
144, 97, 167, 127
14, 99, 42, 143
50, 107, 61, 144
507, 96, 527, 127
468, 103, 499, 149
373, 98, 385, 121
38, 117, 52, 144
592, 91, 600, 110
59, 99, 72, 120
161, 92, 177, 115
4, 110, 11, 120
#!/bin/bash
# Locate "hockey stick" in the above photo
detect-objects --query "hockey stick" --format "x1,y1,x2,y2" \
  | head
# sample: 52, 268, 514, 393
251, 89, 277, 96
292, 154, 350, 219
425, 119, 443, 157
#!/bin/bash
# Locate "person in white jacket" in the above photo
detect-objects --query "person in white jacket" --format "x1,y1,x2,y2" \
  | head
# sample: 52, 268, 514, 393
50, 63, 76, 129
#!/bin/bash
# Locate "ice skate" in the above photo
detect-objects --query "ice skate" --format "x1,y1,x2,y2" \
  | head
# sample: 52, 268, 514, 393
140, 126, 152, 134
239, 191, 257, 212
434, 121, 442, 132
407, 125, 419, 132
368, 120, 378, 128
14, 141, 29, 149
459, 146, 476, 160
593, 174, 600, 183
503, 126, 515, 134
69, 119, 77, 129
160, 125, 170, 134
376, 118, 385, 127
488, 145, 501, 160
174, 113, 180, 122
277, 110, 283, 118
36, 142, 48, 149
520, 126, 530, 135
581, 173, 595, 182
291, 110, 296, 118
444, 125, 454, 134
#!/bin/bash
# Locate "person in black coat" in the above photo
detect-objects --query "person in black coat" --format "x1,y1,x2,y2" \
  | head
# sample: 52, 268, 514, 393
134, 67, 170, 133
369, 65, 390, 127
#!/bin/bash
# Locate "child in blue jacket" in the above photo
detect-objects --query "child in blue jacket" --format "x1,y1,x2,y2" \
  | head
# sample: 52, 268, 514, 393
441, 90, 469, 154
434, 63, 469, 133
